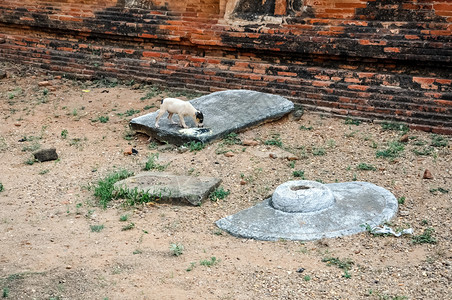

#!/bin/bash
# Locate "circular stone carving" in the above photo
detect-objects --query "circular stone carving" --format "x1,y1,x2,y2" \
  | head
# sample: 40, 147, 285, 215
271, 180, 335, 213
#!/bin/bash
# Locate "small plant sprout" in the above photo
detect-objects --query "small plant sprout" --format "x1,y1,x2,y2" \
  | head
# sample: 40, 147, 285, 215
356, 163, 376, 171
412, 228, 437, 244
209, 187, 230, 201
144, 153, 168, 171
397, 197, 405, 205
61, 129, 68, 139
121, 223, 135, 231
293, 170, 305, 179
119, 214, 129, 222
303, 275, 311, 281
170, 243, 184, 256
200, 256, 218, 267
184, 141, 205, 152
0, 183, 3, 192
90, 224, 105, 232
264, 134, 283, 147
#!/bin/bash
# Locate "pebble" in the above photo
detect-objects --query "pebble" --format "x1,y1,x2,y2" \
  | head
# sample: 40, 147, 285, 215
423, 169, 433, 179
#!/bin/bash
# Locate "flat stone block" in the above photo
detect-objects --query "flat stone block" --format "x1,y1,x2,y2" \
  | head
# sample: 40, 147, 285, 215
130, 90, 294, 145
114, 172, 222, 206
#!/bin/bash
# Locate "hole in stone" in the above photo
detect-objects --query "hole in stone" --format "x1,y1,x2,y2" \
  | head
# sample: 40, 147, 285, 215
291, 185, 310, 191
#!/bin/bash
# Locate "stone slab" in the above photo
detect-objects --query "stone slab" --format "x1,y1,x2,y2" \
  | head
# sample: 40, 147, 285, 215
215, 181, 398, 241
130, 90, 294, 146
114, 172, 222, 206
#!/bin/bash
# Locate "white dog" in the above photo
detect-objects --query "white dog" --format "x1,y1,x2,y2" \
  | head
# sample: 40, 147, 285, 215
154, 97, 204, 129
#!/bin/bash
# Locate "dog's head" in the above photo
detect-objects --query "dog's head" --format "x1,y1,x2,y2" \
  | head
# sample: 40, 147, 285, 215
195, 111, 204, 128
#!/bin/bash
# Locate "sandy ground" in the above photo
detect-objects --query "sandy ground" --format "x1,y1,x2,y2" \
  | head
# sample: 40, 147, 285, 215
0, 62, 451, 300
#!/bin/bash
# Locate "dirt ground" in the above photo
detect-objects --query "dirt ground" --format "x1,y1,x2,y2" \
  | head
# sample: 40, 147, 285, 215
0, 61, 451, 300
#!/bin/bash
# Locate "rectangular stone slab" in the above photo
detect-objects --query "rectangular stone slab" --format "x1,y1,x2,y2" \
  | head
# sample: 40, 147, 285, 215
114, 172, 222, 206
130, 90, 294, 145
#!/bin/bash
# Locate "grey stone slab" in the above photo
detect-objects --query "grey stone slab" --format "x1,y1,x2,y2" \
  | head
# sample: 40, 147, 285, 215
130, 90, 294, 146
216, 181, 398, 241
114, 172, 222, 206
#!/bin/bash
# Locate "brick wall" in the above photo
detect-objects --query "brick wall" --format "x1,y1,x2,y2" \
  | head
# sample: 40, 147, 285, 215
0, 0, 451, 134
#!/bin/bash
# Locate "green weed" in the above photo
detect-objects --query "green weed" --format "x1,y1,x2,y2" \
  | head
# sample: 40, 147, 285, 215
184, 141, 205, 152
61, 129, 68, 139
118, 109, 140, 117
170, 243, 184, 256
412, 147, 434, 156
429, 187, 449, 194
430, 134, 448, 147
312, 147, 326, 156
94, 169, 134, 208
264, 134, 283, 147
114, 187, 163, 206
90, 224, 105, 232
200, 257, 218, 267
119, 214, 129, 222
299, 125, 313, 130
303, 275, 311, 281
2, 287, 9, 298
144, 153, 168, 171
223, 132, 241, 145
397, 197, 405, 205
292, 170, 305, 179
376, 141, 405, 159
356, 163, 376, 171
0, 183, 3, 192
345, 118, 361, 125
186, 262, 196, 272
381, 122, 409, 133
322, 256, 354, 278
92, 116, 109, 123
412, 228, 437, 244
121, 223, 135, 231
140, 86, 162, 100
210, 187, 230, 202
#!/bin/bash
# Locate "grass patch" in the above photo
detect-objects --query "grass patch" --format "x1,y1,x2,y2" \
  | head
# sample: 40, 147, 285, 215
356, 163, 376, 171
121, 223, 135, 231
292, 170, 305, 179
94, 169, 134, 208
312, 147, 326, 156
431, 134, 449, 147
92, 116, 109, 123
412, 147, 434, 156
376, 141, 405, 159
144, 153, 168, 171
140, 86, 162, 100
299, 125, 313, 130
170, 243, 184, 256
429, 187, 449, 194
345, 118, 361, 125
209, 187, 230, 202
200, 257, 218, 267
222, 132, 241, 145
118, 109, 140, 117
412, 228, 436, 244
264, 134, 283, 147
90, 224, 105, 232
381, 122, 409, 133
322, 256, 354, 278
119, 214, 129, 222
114, 187, 164, 206
184, 141, 205, 152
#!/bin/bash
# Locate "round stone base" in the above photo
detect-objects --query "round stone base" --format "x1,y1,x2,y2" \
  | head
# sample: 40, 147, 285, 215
216, 182, 398, 241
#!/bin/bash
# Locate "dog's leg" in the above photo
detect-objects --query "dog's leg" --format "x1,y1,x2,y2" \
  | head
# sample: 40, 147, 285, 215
178, 114, 188, 128
154, 110, 165, 128
167, 113, 177, 124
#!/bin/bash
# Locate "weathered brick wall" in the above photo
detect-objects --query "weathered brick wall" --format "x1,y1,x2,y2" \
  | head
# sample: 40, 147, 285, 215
0, 0, 451, 133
